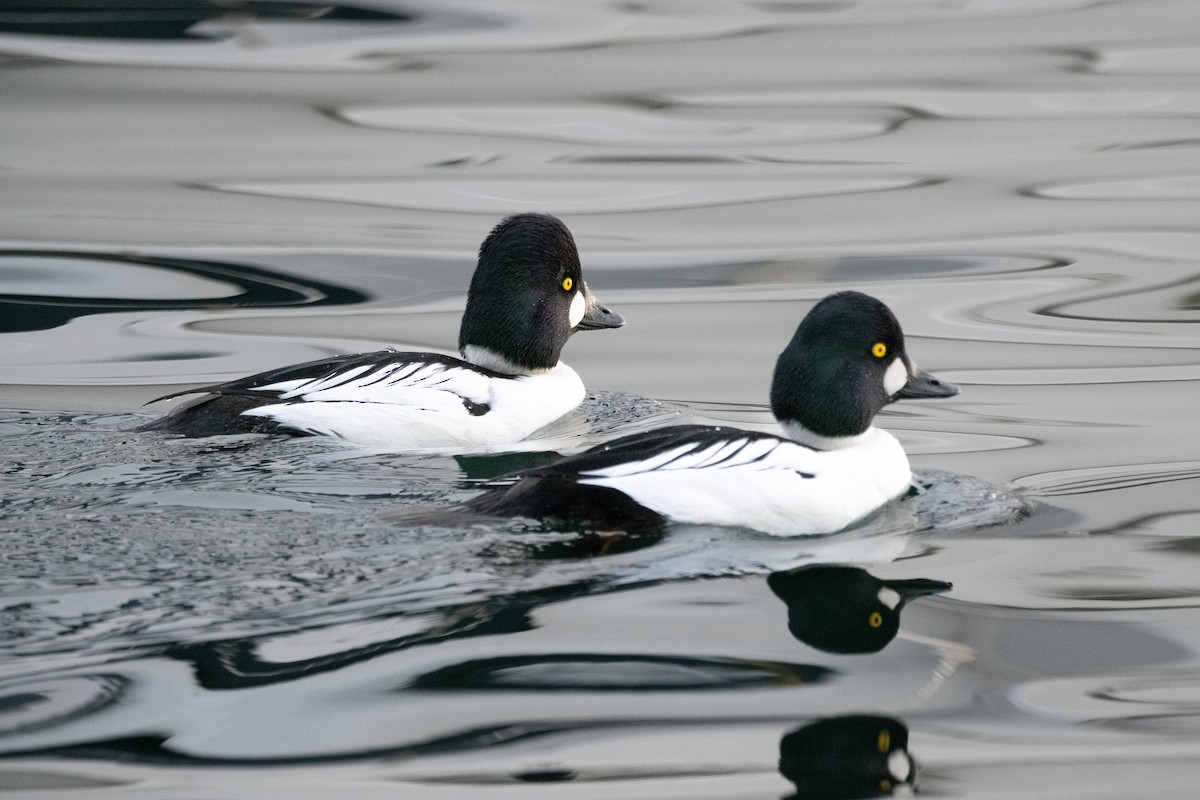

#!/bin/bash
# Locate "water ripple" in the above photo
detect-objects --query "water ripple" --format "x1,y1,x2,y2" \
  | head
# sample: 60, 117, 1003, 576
0, 675, 127, 737
1032, 174, 1200, 200
1014, 461, 1200, 497
212, 176, 934, 215
666, 88, 1200, 120
336, 103, 894, 145
0, 0, 1104, 70
0, 251, 366, 335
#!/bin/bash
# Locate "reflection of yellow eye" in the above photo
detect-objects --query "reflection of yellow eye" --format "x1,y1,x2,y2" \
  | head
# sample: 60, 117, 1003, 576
562, 277, 574, 291
869, 611, 883, 628
872, 342, 887, 358
877, 729, 891, 753
880, 779, 893, 793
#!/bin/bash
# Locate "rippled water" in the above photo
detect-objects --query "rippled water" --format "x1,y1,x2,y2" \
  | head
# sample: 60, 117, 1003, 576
4, 1, 1200, 797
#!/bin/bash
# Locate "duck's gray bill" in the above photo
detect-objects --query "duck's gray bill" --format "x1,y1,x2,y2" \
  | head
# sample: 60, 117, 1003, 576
577, 292, 624, 330
895, 368, 958, 399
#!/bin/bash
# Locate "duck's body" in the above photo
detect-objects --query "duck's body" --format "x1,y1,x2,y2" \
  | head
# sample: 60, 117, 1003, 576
468, 424, 910, 535
148, 351, 590, 449
463, 291, 957, 535
140, 214, 623, 450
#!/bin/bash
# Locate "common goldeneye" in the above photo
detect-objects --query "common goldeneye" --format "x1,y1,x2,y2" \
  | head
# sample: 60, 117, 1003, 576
140, 213, 624, 449
462, 291, 957, 535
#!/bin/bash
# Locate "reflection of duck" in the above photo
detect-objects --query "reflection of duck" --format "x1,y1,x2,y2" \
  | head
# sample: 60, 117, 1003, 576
779, 715, 914, 799
461, 292, 957, 535
140, 214, 623, 450
768, 565, 951, 654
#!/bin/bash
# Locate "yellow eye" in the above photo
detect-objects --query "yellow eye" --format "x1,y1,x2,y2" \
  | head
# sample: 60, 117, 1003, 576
868, 611, 883, 628
872, 342, 887, 358
877, 729, 891, 753
561, 277, 574, 291
879, 779, 893, 793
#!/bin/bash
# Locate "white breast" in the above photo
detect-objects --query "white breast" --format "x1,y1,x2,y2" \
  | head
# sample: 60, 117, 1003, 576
579, 427, 912, 536
241, 362, 586, 452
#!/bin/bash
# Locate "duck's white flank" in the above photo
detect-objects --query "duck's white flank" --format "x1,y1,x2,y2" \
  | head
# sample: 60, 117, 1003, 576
240, 359, 585, 451
575, 426, 911, 536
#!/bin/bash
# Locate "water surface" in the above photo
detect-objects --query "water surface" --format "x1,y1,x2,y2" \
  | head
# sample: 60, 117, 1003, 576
3, 1, 1200, 797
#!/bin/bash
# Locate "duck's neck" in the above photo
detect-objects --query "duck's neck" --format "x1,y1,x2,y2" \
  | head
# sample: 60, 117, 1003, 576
462, 344, 555, 376
779, 419, 873, 451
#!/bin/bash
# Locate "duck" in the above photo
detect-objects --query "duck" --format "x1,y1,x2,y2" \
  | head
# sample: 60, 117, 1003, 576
138, 213, 624, 450
461, 291, 957, 535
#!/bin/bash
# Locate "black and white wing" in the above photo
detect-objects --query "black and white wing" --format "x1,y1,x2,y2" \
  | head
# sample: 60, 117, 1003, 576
523, 424, 815, 480
149, 351, 500, 415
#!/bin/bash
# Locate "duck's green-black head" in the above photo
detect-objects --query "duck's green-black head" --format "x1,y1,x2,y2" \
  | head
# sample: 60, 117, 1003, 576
770, 291, 956, 442
459, 213, 622, 374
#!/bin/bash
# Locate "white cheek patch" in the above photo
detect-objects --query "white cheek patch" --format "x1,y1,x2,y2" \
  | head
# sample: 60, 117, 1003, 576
568, 290, 585, 328
883, 357, 908, 397
877, 586, 902, 610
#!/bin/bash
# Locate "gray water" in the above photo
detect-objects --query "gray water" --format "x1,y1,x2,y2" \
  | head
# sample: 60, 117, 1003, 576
4, 1, 1200, 797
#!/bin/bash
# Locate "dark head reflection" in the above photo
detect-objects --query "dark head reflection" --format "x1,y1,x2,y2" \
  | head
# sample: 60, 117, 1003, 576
780, 715, 914, 799
768, 565, 950, 654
